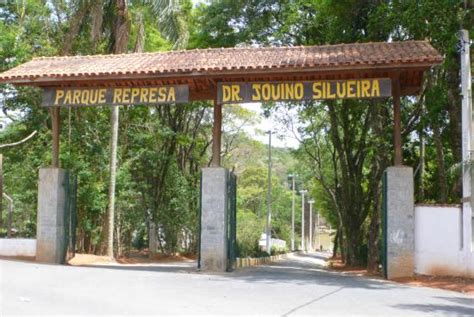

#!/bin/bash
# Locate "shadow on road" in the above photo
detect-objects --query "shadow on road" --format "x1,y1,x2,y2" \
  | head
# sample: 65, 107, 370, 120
392, 303, 474, 315
226, 253, 392, 292
77, 261, 197, 274
387, 296, 474, 316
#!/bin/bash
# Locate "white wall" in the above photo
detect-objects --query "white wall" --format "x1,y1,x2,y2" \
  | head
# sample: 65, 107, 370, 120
0, 238, 36, 257
414, 205, 474, 277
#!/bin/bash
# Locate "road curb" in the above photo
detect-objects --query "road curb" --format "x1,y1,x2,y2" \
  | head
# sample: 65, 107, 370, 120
236, 252, 298, 269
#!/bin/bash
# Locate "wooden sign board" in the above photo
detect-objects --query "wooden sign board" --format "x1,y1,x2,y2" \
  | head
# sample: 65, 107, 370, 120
42, 85, 189, 107
217, 79, 392, 104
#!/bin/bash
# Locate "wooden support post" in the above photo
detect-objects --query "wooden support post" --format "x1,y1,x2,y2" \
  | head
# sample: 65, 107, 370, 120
211, 97, 222, 167
51, 107, 61, 168
393, 77, 403, 166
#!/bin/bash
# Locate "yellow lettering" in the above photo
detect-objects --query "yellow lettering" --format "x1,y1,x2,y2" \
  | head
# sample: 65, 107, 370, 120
261, 84, 271, 101
294, 83, 304, 99
158, 87, 166, 102
98, 89, 106, 104
326, 82, 336, 99
54, 90, 64, 105
167, 87, 176, 102
73, 90, 81, 104
347, 80, 356, 98
140, 88, 149, 103
361, 80, 370, 97
64, 91, 72, 104
89, 89, 98, 104
371, 80, 380, 97
131, 88, 140, 103
149, 88, 157, 102
312, 82, 322, 99
80, 90, 90, 105
252, 84, 262, 101
336, 82, 346, 98
285, 83, 294, 100
222, 85, 232, 102
113, 89, 122, 104
271, 84, 281, 100
231, 85, 241, 101
122, 88, 130, 103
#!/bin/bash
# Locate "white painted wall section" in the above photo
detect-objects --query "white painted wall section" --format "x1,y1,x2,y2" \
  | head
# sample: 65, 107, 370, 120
414, 205, 474, 278
0, 238, 36, 257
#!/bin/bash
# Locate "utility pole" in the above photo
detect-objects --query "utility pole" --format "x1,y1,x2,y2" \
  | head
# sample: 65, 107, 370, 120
317, 211, 321, 251
299, 189, 307, 251
461, 29, 472, 250
289, 174, 296, 251
266, 130, 272, 254
308, 199, 315, 251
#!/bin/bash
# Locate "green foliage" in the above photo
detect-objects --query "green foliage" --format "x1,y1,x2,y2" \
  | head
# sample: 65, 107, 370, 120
236, 210, 263, 257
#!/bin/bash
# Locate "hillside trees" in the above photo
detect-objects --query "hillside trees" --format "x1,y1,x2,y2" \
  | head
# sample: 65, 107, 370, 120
0, 0, 207, 256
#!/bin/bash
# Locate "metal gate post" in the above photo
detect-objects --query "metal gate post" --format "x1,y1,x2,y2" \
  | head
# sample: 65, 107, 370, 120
227, 172, 237, 272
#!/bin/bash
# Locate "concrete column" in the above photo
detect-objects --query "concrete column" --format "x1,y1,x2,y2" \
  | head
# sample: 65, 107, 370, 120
36, 168, 68, 264
385, 166, 414, 279
200, 167, 228, 272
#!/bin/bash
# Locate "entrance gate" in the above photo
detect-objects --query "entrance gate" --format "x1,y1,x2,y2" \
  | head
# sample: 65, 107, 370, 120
227, 171, 237, 272
0, 41, 442, 276
64, 172, 77, 262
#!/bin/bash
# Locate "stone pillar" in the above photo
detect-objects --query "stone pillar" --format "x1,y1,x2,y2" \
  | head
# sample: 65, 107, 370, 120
36, 168, 68, 264
200, 167, 228, 272
384, 166, 414, 279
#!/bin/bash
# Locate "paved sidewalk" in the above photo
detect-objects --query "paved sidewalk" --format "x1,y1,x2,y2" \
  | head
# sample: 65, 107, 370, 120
1, 252, 473, 316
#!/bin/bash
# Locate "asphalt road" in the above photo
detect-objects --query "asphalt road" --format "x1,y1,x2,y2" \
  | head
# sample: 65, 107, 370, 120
1, 253, 473, 316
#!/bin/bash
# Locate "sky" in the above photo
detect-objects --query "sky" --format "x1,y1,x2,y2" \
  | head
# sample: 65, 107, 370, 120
240, 103, 301, 149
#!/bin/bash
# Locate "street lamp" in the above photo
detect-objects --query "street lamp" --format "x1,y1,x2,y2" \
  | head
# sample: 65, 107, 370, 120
288, 174, 297, 251
299, 189, 307, 251
308, 199, 315, 251
265, 130, 273, 254
317, 209, 321, 251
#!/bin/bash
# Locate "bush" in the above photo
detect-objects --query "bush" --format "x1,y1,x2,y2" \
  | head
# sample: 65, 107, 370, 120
270, 245, 288, 256
236, 210, 263, 257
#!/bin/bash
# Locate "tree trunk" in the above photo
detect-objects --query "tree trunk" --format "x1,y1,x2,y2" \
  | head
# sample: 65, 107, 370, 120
338, 222, 345, 263
432, 121, 448, 203
332, 228, 339, 258
149, 222, 159, 258
106, 107, 119, 257
105, 0, 129, 258
367, 185, 381, 273
343, 224, 363, 266
367, 102, 389, 272
419, 126, 425, 201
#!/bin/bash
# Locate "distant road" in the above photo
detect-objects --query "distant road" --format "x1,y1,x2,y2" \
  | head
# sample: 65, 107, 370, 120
1, 253, 473, 316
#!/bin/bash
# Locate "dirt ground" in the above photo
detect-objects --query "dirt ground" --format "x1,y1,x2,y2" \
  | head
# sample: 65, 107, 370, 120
68, 250, 195, 266
327, 257, 474, 295
393, 275, 474, 295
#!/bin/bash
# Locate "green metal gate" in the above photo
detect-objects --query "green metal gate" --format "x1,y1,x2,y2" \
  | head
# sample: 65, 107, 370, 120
227, 171, 237, 272
382, 170, 388, 278
198, 172, 202, 269
63, 172, 77, 263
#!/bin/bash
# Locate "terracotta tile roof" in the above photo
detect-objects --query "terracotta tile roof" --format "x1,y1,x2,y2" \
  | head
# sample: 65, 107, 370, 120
0, 41, 442, 85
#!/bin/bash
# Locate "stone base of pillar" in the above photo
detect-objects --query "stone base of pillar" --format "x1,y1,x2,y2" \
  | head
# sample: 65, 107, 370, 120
384, 166, 414, 279
200, 167, 228, 272
36, 168, 68, 264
